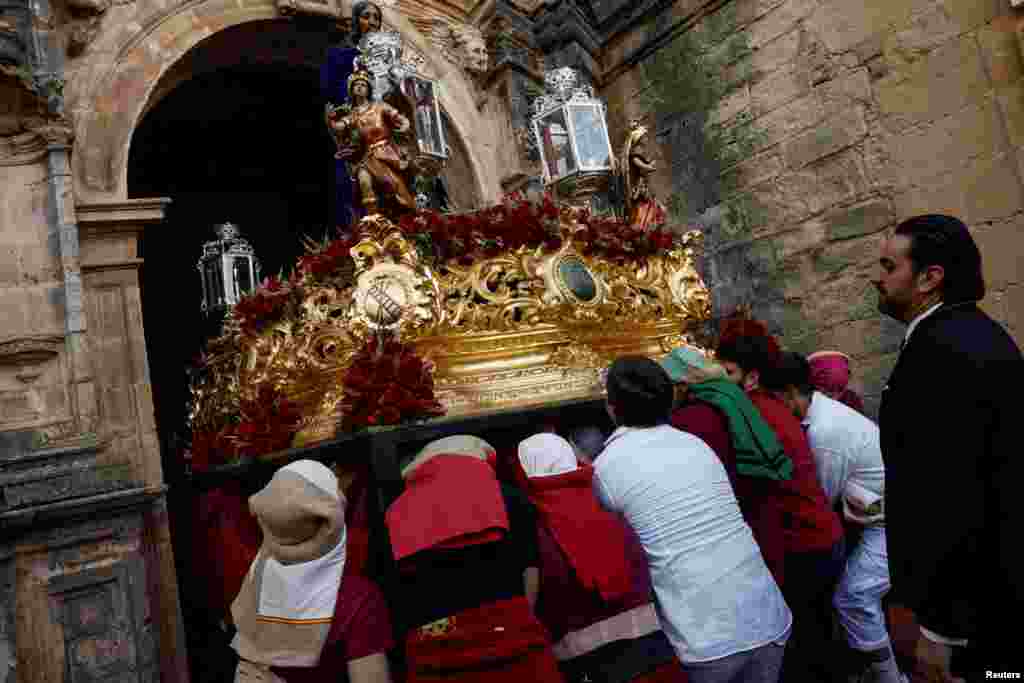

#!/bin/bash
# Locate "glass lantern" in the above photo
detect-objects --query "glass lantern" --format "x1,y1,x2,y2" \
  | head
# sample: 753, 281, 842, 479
358, 32, 449, 206
197, 222, 261, 314
532, 68, 614, 191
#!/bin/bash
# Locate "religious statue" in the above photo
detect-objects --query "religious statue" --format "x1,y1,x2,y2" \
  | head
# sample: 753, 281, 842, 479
351, 0, 381, 45
326, 64, 417, 218
619, 120, 667, 229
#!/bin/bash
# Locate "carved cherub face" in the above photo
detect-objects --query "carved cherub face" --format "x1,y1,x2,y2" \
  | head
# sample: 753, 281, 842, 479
464, 37, 489, 73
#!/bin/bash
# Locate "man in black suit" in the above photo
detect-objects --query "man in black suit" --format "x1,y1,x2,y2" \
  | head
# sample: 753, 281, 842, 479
875, 214, 1022, 682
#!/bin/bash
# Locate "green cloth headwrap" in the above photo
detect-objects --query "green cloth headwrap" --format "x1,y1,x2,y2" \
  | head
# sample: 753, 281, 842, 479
688, 379, 793, 481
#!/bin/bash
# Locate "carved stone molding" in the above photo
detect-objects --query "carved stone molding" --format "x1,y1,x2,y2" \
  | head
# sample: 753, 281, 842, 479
0, 335, 63, 368
63, 0, 136, 56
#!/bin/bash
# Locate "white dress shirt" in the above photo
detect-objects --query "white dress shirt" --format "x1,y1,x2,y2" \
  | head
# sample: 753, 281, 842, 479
593, 425, 791, 663
802, 392, 885, 524
902, 301, 943, 349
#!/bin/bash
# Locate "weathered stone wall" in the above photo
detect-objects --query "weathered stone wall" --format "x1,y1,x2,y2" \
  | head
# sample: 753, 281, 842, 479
0, 161, 71, 431
601, 0, 1024, 414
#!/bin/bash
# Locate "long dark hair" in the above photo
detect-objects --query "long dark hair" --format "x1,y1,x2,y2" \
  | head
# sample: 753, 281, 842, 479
351, 0, 382, 47
894, 214, 985, 305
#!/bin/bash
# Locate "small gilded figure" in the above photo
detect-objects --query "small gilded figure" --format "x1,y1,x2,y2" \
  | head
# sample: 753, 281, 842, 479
326, 64, 417, 218
619, 119, 667, 229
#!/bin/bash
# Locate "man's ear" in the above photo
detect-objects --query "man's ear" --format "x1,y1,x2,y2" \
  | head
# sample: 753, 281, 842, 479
917, 264, 945, 295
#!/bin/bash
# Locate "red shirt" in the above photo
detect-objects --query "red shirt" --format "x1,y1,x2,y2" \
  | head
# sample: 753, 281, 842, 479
671, 402, 787, 586
747, 390, 843, 553
273, 574, 395, 683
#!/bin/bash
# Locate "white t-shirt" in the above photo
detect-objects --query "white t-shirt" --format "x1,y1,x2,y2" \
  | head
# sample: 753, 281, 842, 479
802, 392, 886, 525
593, 425, 791, 663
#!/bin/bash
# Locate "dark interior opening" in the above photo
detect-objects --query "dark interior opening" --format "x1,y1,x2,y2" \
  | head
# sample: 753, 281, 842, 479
128, 61, 335, 682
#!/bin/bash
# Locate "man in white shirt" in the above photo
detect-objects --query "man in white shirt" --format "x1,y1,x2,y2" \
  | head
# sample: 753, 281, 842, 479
593, 356, 792, 683
763, 352, 904, 683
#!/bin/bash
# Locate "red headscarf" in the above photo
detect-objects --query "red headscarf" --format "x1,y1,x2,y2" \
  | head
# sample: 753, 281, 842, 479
808, 350, 867, 414
386, 437, 510, 561
514, 436, 635, 603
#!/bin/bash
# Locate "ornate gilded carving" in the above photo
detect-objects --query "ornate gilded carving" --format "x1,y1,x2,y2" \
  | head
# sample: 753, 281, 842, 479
349, 218, 442, 333
190, 211, 712, 447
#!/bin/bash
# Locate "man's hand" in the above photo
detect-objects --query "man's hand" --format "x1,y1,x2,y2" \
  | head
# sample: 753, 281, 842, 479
913, 633, 965, 683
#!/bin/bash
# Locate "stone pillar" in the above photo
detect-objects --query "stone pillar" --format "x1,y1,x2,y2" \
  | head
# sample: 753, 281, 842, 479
532, 0, 602, 87
0, 433, 168, 683
74, 197, 191, 683
479, 0, 546, 195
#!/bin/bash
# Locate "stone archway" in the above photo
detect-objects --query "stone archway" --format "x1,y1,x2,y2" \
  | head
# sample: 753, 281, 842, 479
69, 0, 496, 204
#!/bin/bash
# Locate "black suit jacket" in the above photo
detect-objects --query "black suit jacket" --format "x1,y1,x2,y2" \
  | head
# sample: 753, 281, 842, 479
879, 303, 1022, 658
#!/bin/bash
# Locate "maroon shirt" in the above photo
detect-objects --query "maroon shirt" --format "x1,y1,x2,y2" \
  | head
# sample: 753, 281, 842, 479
273, 574, 395, 683
748, 390, 844, 554
671, 401, 788, 586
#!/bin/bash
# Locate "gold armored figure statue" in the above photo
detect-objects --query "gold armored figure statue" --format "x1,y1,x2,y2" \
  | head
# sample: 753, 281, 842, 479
326, 65, 417, 219
620, 119, 667, 229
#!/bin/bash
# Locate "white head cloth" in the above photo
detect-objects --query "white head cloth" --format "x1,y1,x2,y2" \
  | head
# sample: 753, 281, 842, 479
518, 433, 579, 477
231, 460, 346, 668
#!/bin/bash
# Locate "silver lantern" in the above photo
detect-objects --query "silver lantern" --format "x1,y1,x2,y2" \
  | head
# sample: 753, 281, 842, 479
197, 222, 261, 313
531, 67, 614, 207
358, 31, 449, 207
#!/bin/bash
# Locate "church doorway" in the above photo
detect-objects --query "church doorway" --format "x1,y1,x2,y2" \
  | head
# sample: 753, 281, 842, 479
127, 21, 339, 679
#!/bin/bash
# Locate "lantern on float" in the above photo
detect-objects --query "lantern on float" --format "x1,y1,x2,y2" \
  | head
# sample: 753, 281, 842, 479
197, 222, 261, 314
358, 31, 449, 207
531, 67, 615, 208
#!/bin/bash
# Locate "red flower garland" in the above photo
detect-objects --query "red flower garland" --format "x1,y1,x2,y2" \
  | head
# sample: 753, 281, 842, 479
339, 333, 445, 430
187, 385, 302, 470
398, 193, 678, 265
232, 276, 294, 337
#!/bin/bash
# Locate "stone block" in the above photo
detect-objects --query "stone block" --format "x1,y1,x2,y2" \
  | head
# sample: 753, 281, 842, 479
782, 106, 868, 168
776, 219, 827, 259
714, 86, 752, 125
753, 91, 826, 149
875, 35, 990, 132
0, 247, 19, 285
749, 28, 802, 75
997, 80, 1024, 147
748, 0, 818, 50
940, 0, 1006, 34
883, 5, 962, 67
816, 67, 873, 118
806, 0, 931, 54
978, 18, 1024, 89
973, 216, 1024, 290
890, 97, 1005, 185
802, 271, 881, 327
18, 245, 62, 284
961, 153, 1024, 223
735, 0, 789, 27
821, 317, 904, 360
751, 60, 812, 115
826, 198, 895, 241
28, 284, 66, 335
721, 150, 785, 192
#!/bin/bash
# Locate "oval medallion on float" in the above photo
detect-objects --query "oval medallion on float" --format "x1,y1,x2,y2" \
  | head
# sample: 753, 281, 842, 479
557, 256, 597, 302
